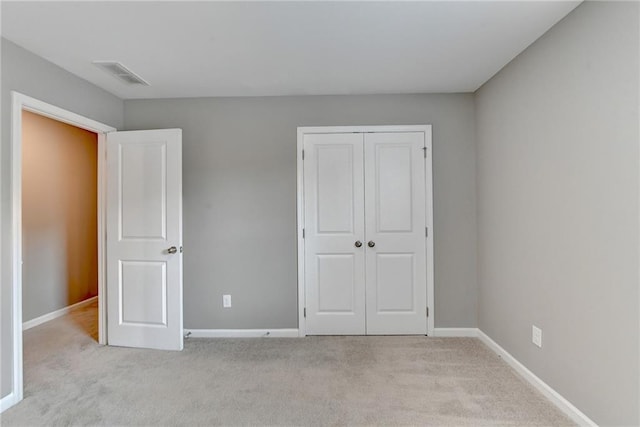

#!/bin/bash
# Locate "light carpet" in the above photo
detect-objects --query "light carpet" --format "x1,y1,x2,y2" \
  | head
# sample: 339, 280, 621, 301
2, 303, 574, 426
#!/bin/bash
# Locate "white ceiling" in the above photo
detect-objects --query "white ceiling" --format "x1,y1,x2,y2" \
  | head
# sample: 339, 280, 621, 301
1, 1, 581, 99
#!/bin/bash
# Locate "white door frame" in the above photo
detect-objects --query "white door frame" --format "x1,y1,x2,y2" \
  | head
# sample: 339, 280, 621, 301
7, 92, 115, 410
296, 125, 434, 337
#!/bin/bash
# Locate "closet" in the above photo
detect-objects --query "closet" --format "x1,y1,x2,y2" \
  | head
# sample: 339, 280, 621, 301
298, 126, 433, 335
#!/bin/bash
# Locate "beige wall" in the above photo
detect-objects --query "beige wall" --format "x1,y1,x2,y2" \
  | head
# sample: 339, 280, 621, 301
22, 110, 98, 322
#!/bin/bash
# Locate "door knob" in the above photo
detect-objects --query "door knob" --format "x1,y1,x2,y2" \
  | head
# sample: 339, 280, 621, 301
354, 240, 363, 248
167, 246, 178, 254
368, 241, 375, 248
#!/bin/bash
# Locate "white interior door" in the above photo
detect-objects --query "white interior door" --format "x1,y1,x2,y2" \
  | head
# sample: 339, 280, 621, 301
303, 133, 366, 335
364, 132, 427, 335
106, 129, 183, 350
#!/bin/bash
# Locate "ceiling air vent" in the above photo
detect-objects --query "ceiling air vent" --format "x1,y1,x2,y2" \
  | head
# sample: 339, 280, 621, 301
93, 61, 150, 86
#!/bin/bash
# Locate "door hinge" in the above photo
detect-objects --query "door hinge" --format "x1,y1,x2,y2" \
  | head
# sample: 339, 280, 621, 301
423, 146, 427, 158
304, 307, 307, 318
302, 149, 305, 160
302, 228, 305, 239
426, 307, 429, 317
426, 227, 429, 237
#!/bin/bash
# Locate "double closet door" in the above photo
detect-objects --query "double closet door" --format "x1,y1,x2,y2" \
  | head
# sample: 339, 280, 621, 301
303, 130, 429, 335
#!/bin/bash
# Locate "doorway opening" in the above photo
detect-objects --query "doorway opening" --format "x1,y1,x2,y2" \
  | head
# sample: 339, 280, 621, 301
21, 110, 99, 341
6, 92, 115, 412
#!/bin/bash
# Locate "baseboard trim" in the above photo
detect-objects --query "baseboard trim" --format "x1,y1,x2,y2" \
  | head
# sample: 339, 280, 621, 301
0, 392, 19, 413
185, 328, 299, 338
431, 327, 478, 337
23, 296, 98, 331
477, 330, 597, 427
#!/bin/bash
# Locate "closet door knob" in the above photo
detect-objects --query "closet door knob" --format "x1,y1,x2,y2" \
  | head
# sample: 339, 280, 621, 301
354, 241, 363, 248
167, 246, 178, 254
367, 241, 375, 248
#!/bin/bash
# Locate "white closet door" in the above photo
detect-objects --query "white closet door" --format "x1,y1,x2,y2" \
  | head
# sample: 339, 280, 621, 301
304, 133, 366, 335
364, 132, 427, 335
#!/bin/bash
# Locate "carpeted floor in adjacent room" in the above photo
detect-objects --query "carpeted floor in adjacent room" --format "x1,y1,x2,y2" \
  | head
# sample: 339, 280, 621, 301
1, 301, 574, 426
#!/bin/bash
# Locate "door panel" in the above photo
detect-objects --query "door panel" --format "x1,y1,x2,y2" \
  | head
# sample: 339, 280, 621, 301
304, 133, 365, 335
364, 132, 426, 335
106, 129, 183, 350
375, 144, 413, 232
317, 254, 356, 312
120, 143, 167, 239
120, 261, 167, 326
375, 253, 415, 312
316, 145, 356, 233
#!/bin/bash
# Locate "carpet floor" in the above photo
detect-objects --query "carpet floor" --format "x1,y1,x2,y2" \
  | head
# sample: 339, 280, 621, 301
2, 302, 574, 426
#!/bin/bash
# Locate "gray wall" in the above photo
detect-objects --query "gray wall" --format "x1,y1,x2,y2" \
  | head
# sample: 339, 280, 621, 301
124, 94, 478, 331
3, 3, 637, 422
475, 2, 639, 425
1, 38, 124, 398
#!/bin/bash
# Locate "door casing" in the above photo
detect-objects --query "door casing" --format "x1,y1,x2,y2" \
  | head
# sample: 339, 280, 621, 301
6, 92, 115, 412
296, 125, 434, 337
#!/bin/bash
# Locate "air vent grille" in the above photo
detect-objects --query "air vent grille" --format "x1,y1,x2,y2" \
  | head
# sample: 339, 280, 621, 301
93, 61, 150, 86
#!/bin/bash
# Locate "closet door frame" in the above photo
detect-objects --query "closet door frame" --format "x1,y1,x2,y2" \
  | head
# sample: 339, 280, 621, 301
296, 125, 434, 337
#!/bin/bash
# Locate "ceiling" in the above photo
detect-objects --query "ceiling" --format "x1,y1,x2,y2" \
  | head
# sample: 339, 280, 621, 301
1, 1, 581, 100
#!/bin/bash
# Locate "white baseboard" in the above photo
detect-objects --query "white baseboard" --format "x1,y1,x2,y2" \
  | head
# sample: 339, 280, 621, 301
23, 296, 98, 331
477, 330, 597, 427
431, 327, 478, 337
0, 392, 18, 413
185, 328, 299, 338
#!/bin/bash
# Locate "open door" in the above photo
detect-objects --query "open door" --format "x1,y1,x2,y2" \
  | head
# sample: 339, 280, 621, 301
106, 129, 183, 350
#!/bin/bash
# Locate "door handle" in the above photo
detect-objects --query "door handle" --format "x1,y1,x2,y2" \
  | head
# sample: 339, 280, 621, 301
354, 240, 363, 248
367, 241, 375, 248
167, 246, 178, 254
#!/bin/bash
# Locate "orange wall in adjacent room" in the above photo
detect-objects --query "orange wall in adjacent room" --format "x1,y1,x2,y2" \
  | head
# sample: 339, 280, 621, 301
22, 110, 98, 322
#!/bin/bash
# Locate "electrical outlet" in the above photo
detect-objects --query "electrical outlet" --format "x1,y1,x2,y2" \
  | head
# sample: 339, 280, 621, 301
532, 325, 542, 348
223, 294, 232, 308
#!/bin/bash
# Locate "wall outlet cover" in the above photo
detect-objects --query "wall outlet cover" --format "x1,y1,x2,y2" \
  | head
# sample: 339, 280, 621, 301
223, 294, 232, 308
532, 325, 542, 348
